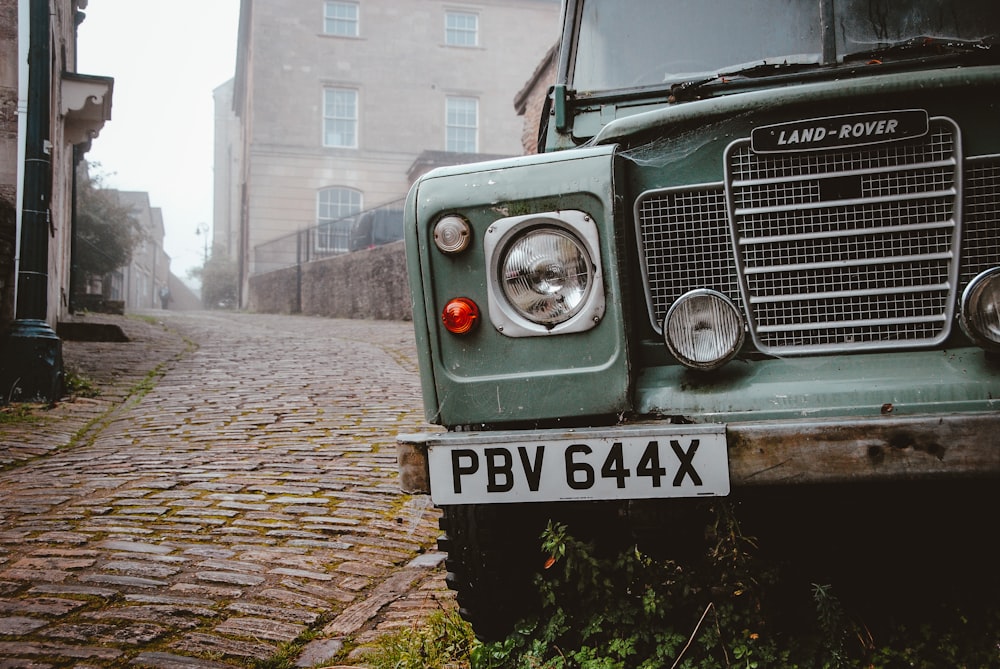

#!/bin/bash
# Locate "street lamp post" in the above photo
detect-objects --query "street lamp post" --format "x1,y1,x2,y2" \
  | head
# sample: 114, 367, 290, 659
0, 0, 62, 403
196, 223, 209, 264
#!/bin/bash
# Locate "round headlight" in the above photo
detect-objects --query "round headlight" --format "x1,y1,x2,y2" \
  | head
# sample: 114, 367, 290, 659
499, 228, 593, 326
960, 267, 1000, 350
664, 290, 745, 370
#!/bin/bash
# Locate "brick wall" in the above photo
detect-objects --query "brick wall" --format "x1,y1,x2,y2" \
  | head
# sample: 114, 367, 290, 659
247, 240, 412, 321
519, 52, 557, 154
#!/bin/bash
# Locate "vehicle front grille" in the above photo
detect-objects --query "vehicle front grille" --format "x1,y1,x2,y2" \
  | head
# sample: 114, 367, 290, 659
633, 117, 1000, 356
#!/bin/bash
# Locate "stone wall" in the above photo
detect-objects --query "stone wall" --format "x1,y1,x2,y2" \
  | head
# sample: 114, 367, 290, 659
248, 240, 412, 321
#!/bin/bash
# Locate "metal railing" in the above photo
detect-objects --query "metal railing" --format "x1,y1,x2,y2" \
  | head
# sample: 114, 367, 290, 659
251, 199, 404, 276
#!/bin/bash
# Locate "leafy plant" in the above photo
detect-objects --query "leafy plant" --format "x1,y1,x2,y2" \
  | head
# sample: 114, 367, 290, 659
72, 162, 145, 285
468, 503, 1000, 668
471, 507, 790, 669
358, 501, 1000, 669
63, 371, 99, 398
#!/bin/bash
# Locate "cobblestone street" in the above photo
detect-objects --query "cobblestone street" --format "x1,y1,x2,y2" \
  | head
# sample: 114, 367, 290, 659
0, 311, 451, 668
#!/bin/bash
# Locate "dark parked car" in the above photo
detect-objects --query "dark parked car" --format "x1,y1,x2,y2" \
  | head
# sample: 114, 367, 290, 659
350, 208, 404, 252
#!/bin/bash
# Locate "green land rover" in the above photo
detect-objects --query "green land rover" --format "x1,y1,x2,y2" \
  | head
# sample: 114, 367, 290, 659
397, 0, 1000, 639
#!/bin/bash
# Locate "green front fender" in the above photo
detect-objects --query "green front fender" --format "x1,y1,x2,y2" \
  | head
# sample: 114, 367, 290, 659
404, 146, 631, 427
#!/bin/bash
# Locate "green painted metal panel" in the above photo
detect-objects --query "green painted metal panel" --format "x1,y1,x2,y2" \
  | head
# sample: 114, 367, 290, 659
404, 146, 630, 427
636, 348, 1000, 422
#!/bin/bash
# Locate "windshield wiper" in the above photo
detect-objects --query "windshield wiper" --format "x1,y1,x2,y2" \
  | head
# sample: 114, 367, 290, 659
668, 36, 997, 104
843, 35, 997, 64
669, 60, 822, 103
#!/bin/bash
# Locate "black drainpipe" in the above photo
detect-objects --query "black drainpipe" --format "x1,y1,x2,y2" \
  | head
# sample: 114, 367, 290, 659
0, 0, 63, 403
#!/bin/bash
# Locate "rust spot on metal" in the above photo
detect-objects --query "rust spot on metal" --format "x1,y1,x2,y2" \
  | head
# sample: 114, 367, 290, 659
867, 445, 885, 465
880, 403, 894, 415
888, 433, 947, 461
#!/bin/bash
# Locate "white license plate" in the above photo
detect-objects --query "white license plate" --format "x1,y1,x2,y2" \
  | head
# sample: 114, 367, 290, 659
428, 426, 729, 505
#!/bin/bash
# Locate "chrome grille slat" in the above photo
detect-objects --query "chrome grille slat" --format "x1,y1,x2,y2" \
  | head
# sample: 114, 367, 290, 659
756, 314, 947, 334
734, 188, 956, 216
749, 282, 951, 305
731, 158, 957, 188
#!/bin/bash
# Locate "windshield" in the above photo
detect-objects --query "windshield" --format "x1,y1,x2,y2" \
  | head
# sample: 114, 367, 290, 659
571, 0, 1000, 93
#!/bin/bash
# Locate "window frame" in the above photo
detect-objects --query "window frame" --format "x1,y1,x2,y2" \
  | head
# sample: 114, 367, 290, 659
316, 187, 363, 254
323, 1, 360, 37
444, 10, 479, 47
445, 95, 479, 153
322, 87, 359, 149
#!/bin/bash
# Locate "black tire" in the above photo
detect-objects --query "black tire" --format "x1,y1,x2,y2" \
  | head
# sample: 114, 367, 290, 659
438, 501, 630, 641
438, 503, 547, 641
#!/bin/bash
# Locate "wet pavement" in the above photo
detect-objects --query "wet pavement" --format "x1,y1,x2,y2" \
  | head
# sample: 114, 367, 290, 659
0, 310, 451, 668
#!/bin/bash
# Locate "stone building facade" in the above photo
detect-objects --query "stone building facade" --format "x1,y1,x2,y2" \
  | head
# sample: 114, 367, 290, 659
111, 191, 171, 312
0, 0, 112, 401
2, 0, 112, 328
220, 0, 561, 306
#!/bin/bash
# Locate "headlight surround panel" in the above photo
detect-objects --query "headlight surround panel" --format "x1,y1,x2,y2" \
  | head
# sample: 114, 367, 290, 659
484, 210, 605, 337
404, 145, 629, 427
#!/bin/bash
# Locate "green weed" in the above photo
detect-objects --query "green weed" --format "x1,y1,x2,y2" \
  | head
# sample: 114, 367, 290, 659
63, 371, 99, 398
0, 403, 41, 424
360, 609, 479, 669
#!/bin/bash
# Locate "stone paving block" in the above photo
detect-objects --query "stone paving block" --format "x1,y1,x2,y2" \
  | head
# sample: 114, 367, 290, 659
214, 616, 305, 642
169, 582, 243, 599
97, 540, 175, 554
125, 593, 215, 607
0, 596, 86, 616
195, 571, 266, 586
323, 569, 425, 636
130, 650, 234, 668
103, 561, 183, 579
29, 532, 90, 544
83, 603, 216, 629
335, 561, 386, 578
267, 566, 334, 581
194, 558, 265, 573
171, 632, 277, 661
278, 578, 356, 604
77, 573, 167, 588
258, 587, 330, 610
44, 620, 167, 644
295, 638, 345, 667
0, 640, 123, 660
0, 615, 47, 634
0, 658, 52, 669
7, 556, 96, 571
225, 600, 319, 623
29, 583, 117, 598
0, 568, 70, 583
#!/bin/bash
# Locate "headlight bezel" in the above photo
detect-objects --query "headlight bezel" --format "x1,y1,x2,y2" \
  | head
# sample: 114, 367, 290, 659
663, 289, 746, 370
484, 210, 605, 338
960, 267, 1000, 351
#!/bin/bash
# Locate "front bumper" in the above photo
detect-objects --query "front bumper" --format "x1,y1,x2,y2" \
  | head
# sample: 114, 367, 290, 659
397, 411, 1000, 497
